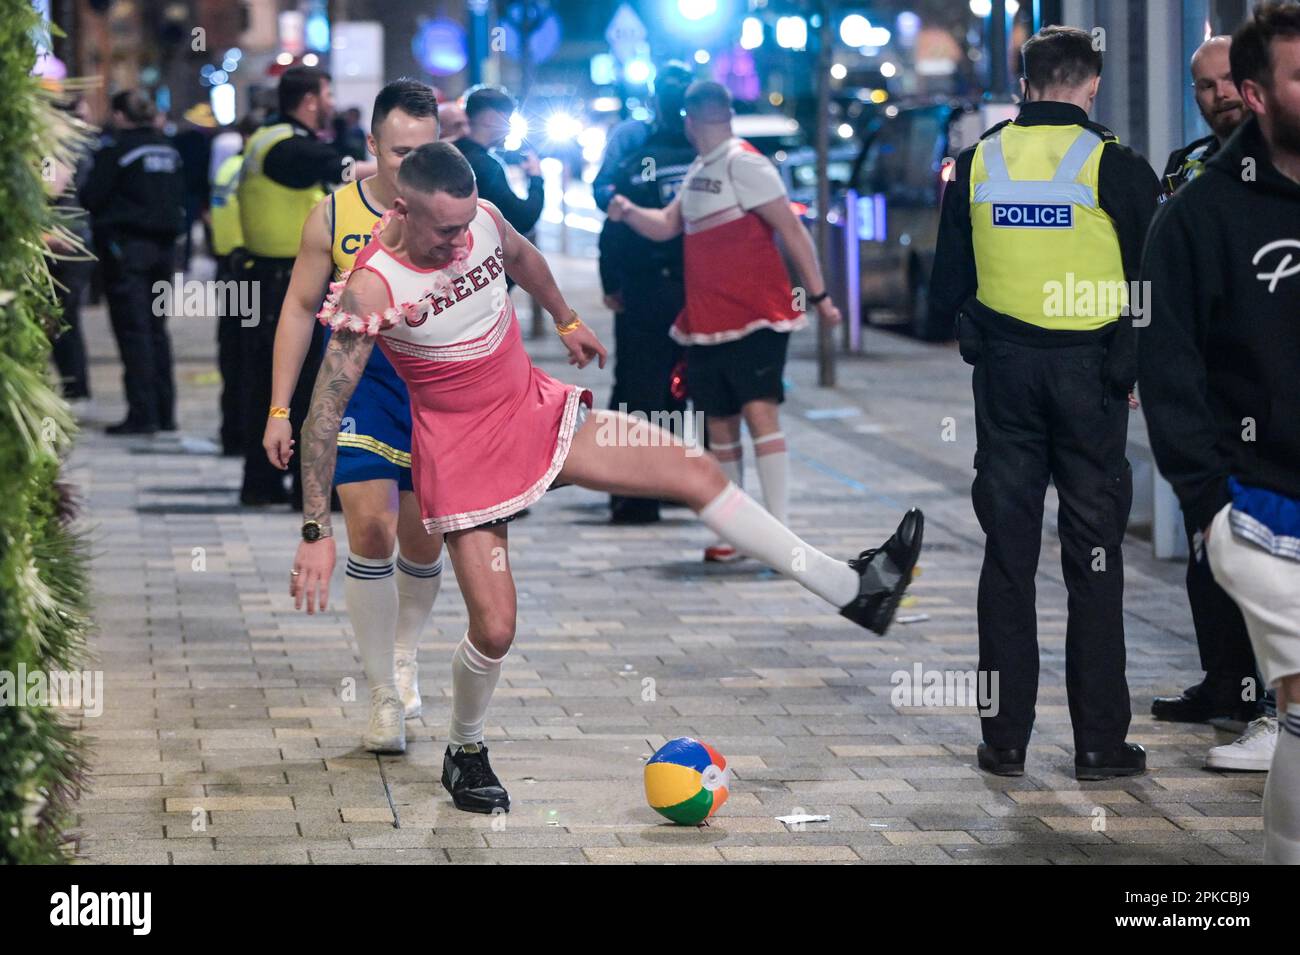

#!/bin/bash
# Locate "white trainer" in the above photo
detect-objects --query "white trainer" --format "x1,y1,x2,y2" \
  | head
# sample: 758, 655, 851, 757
363, 686, 406, 754
395, 655, 421, 719
1206, 716, 1278, 772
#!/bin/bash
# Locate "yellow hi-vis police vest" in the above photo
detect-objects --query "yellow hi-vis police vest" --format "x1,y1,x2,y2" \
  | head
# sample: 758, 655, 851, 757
330, 178, 384, 279
970, 123, 1127, 331
210, 152, 244, 256
236, 123, 326, 258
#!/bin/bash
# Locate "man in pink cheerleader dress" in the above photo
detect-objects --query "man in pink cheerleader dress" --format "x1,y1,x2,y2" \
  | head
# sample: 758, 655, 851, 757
290, 142, 924, 814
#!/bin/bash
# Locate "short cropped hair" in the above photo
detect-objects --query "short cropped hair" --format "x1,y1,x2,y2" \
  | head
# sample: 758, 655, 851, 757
1231, 0, 1300, 89
111, 89, 156, 127
683, 81, 732, 123
398, 141, 477, 198
1021, 25, 1103, 91
465, 86, 515, 120
278, 65, 331, 117
372, 78, 439, 133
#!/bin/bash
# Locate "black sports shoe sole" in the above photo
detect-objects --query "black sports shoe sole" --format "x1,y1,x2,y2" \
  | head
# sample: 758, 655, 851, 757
440, 766, 511, 814
869, 508, 924, 635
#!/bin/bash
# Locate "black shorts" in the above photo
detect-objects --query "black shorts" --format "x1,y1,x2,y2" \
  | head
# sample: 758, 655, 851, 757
686, 328, 790, 417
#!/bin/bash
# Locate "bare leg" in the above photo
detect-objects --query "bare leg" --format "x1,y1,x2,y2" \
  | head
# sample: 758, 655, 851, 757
396, 489, 443, 564
557, 410, 728, 510
444, 524, 515, 658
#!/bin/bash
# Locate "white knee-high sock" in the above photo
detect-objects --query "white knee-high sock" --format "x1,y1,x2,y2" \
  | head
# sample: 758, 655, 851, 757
394, 554, 443, 662
344, 554, 399, 692
698, 482, 859, 606
449, 634, 507, 746
1265, 711, 1300, 864
752, 431, 789, 525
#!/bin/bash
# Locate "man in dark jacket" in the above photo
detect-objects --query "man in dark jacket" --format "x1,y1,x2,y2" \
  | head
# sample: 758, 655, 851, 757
1139, 1, 1300, 863
1161, 35, 1249, 196
453, 86, 544, 235
599, 63, 696, 523
80, 89, 185, 435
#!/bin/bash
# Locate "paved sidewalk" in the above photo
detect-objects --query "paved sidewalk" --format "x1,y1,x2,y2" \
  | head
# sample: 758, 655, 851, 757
65, 239, 1263, 864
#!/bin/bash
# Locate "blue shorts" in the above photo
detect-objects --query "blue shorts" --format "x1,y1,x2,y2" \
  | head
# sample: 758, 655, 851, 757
328, 329, 413, 491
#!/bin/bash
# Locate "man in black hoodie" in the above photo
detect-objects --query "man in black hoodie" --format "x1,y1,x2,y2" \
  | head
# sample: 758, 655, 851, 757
1139, 0, 1300, 864
81, 90, 185, 435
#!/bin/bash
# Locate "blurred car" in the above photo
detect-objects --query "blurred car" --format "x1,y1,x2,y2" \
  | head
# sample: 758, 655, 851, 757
821, 99, 1017, 340
731, 112, 806, 157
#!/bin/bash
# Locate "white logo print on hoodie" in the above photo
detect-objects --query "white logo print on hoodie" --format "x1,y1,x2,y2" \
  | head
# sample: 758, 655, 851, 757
1253, 238, 1300, 293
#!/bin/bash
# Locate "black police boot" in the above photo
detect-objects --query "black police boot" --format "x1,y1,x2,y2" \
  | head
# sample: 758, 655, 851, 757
839, 508, 924, 635
977, 742, 1026, 777
1075, 742, 1146, 781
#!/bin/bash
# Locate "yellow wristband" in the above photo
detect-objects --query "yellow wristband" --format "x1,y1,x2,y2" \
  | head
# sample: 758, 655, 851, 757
269, 406, 290, 419
555, 310, 582, 336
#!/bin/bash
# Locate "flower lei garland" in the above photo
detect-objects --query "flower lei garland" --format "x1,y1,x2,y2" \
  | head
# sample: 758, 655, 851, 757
315, 208, 474, 336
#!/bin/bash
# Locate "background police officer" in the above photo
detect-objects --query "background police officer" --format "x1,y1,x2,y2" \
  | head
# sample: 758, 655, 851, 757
929, 26, 1160, 781
209, 112, 261, 457
80, 89, 185, 435
236, 66, 374, 506
598, 63, 696, 524
1162, 36, 1249, 196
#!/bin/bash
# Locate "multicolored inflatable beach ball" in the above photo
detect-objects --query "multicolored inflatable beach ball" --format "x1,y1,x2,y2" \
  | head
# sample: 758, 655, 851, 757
644, 736, 730, 825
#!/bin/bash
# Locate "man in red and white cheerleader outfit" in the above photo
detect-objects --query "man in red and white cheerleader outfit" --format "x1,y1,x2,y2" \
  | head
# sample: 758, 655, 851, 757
290, 142, 922, 815
609, 80, 841, 562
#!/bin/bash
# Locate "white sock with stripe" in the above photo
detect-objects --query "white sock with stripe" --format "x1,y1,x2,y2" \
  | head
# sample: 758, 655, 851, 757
449, 634, 507, 746
394, 554, 443, 664
1265, 712, 1300, 864
698, 482, 859, 606
344, 554, 399, 693
753, 430, 789, 525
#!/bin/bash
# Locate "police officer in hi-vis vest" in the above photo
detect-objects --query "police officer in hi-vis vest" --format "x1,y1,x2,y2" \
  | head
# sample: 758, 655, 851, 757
210, 112, 262, 457
929, 26, 1160, 781
236, 66, 374, 506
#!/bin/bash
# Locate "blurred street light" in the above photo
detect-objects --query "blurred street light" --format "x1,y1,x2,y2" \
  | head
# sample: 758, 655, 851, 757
677, 0, 717, 21
776, 16, 808, 50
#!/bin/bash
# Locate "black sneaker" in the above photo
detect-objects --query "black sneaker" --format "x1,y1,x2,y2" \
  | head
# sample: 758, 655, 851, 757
441, 743, 510, 814
839, 507, 924, 635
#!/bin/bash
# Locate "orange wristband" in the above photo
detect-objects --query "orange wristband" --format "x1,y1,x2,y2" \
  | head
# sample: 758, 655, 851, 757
269, 406, 290, 419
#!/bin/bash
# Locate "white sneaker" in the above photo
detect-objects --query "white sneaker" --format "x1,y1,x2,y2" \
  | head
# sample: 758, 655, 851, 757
1205, 716, 1278, 771
395, 655, 421, 719
363, 686, 406, 754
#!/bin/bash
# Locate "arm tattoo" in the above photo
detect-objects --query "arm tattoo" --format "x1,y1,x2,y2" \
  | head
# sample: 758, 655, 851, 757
301, 289, 374, 525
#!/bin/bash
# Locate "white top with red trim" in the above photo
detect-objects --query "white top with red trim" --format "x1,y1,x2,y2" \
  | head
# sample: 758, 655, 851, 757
672, 137, 807, 346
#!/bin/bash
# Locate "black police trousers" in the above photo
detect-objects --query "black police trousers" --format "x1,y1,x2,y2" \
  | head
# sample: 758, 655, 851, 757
101, 234, 177, 429
239, 256, 325, 506
607, 274, 686, 522
972, 337, 1133, 753
1183, 512, 1263, 712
